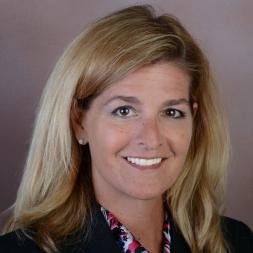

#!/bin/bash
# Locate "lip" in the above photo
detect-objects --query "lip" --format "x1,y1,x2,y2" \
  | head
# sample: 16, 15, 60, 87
123, 157, 166, 170
125, 156, 165, 159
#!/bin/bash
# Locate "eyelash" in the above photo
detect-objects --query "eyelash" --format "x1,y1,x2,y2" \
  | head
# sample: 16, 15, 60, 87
111, 106, 186, 119
111, 106, 137, 117
162, 108, 186, 119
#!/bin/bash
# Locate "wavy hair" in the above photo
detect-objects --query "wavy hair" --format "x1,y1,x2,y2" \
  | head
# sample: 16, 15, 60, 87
3, 5, 230, 253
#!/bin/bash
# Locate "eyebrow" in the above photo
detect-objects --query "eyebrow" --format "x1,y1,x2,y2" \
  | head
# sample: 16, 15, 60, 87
103, 96, 141, 106
162, 98, 190, 107
103, 96, 190, 106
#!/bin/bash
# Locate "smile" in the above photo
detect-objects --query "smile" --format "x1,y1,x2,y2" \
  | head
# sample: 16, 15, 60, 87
126, 157, 162, 166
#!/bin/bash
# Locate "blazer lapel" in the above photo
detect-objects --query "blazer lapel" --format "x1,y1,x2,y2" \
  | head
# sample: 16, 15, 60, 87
84, 207, 122, 253
62, 204, 122, 253
170, 220, 191, 253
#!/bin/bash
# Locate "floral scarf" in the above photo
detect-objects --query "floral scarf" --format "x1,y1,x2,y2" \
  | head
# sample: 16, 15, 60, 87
101, 206, 171, 253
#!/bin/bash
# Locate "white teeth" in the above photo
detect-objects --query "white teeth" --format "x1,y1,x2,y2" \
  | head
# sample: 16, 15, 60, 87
126, 157, 162, 166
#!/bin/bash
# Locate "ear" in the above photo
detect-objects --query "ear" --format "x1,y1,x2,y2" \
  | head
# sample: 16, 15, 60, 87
192, 102, 198, 117
70, 104, 88, 145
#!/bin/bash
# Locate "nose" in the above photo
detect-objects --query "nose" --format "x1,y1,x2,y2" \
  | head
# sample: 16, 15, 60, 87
136, 117, 164, 150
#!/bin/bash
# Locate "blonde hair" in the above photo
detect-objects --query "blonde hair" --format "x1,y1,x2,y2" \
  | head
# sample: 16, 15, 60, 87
3, 5, 230, 253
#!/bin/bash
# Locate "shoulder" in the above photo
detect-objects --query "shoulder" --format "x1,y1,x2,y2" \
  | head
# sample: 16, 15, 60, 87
221, 216, 253, 252
0, 230, 45, 253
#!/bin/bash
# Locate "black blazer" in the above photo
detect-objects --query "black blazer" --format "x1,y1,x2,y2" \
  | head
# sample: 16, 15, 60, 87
0, 206, 252, 253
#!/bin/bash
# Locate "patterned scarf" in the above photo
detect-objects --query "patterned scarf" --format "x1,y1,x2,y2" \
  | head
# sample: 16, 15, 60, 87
101, 206, 171, 253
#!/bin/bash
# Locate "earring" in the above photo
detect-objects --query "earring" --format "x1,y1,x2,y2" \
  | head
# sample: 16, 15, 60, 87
78, 139, 85, 145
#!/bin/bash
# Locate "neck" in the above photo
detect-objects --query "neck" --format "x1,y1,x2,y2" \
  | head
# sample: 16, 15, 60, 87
97, 195, 165, 253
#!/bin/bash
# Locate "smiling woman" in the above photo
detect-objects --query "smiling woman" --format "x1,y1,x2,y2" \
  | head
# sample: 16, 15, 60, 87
0, 4, 252, 253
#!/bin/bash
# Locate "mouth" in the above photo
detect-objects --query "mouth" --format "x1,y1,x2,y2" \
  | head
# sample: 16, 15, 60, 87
123, 156, 166, 169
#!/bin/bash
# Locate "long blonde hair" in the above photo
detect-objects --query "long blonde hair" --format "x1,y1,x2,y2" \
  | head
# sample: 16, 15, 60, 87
3, 5, 230, 253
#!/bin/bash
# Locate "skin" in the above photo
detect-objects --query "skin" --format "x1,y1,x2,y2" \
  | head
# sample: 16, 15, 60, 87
72, 62, 196, 253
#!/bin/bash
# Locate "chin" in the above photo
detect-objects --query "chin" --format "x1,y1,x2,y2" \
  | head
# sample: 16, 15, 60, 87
125, 187, 166, 201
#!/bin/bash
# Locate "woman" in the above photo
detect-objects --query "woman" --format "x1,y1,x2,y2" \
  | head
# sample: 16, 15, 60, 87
0, 5, 252, 253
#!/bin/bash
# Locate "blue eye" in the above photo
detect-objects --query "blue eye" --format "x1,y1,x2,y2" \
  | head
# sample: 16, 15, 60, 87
111, 106, 137, 117
163, 108, 185, 119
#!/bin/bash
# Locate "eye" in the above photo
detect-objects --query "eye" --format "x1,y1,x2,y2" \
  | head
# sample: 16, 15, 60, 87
111, 106, 137, 118
163, 108, 185, 119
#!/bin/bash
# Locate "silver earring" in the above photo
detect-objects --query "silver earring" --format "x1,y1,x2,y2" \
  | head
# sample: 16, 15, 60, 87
78, 139, 85, 145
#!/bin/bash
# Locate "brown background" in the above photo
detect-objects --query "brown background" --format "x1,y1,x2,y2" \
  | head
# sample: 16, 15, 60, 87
0, 0, 252, 229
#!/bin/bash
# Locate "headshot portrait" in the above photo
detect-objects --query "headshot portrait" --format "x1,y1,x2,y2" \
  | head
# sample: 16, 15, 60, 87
0, 1, 252, 253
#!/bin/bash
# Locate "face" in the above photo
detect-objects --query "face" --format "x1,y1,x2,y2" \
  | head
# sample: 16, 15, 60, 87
74, 62, 195, 203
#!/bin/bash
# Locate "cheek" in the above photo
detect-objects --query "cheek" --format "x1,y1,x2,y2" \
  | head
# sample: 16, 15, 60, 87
180, 130, 192, 149
90, 122, 132, 155
169, 124, 193, 153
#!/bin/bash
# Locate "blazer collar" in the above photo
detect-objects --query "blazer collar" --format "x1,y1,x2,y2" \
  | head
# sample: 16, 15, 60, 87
63, 203, 191, 253
170, 220, 191, 253
83, 205, 122, 253
62, 204, 121, 253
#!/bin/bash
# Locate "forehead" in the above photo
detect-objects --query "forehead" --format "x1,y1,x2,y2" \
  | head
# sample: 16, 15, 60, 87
90, 62, 190, 107
101, 62, 190, 97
